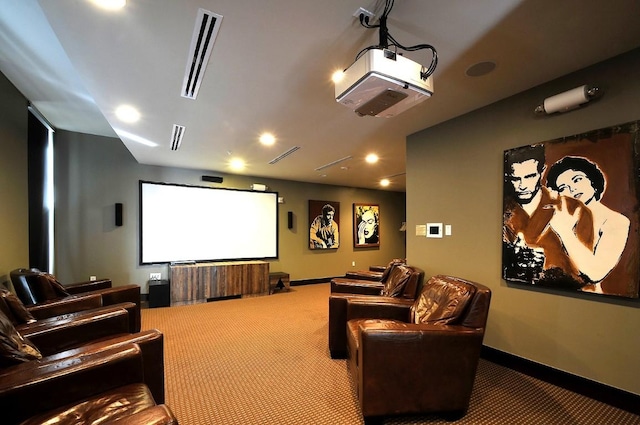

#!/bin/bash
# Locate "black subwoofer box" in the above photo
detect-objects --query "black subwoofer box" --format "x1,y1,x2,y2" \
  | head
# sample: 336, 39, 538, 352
148, 280, 170, 308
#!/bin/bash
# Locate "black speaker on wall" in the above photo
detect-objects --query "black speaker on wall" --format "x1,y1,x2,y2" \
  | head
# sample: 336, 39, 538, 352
115, 203, 123, 227
202, 175, 224, 183
287, 211, 293, 229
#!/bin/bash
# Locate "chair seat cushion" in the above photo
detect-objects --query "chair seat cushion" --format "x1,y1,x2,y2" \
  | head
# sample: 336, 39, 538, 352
412, 276, 476, 325
20, 383, 157, 425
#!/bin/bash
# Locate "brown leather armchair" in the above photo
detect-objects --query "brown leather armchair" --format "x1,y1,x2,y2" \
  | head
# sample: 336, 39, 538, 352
344, 275, 491, 423
328, 264, 424, 358
343, 258, 406, 282
10, 268, 141, 332
0, 343, 177, 424
0, 304, 165, 405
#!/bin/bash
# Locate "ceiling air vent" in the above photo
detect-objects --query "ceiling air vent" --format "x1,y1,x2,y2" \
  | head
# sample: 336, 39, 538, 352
269, 146, 301, 164
315, 155, 353, 171
181, 8, 223, 100
171, 124, 185, 151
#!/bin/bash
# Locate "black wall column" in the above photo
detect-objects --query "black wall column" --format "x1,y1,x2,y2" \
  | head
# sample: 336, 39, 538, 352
27, 111, 49, 271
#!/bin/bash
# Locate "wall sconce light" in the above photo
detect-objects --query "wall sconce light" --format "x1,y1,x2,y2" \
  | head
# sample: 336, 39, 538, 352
534, 85, 601, 115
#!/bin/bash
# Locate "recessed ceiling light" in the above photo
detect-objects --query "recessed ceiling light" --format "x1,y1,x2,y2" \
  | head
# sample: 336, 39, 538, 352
380, 179, 390, 187
115, 105, 140, 123
90, 0, 126, 10
259, 132, 276, 146
229, 158, 245, 171
465, 61, 497, 77
331, 70, 345, 84
365, 153, 379, 164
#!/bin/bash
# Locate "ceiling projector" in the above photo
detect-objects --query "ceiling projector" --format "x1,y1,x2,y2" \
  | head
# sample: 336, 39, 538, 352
335, 48, 434, 118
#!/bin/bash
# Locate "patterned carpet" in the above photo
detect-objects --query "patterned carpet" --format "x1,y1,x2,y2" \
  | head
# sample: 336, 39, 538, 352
141, 283, 640, 425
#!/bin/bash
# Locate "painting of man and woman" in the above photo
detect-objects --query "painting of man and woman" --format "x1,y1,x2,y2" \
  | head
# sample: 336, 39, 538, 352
502, 120, 640, 298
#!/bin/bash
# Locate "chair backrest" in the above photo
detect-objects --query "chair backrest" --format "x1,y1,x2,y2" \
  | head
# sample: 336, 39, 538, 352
378, 258, 406, 283
9, 269, 68, 306
381, 265, 424, 299
411, 275, 491, 328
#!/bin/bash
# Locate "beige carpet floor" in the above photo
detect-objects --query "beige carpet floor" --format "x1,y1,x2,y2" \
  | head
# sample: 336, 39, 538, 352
141, 283, 640, 425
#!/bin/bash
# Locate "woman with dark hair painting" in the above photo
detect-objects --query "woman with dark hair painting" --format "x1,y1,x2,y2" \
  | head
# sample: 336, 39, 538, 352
546, 156, 630, 291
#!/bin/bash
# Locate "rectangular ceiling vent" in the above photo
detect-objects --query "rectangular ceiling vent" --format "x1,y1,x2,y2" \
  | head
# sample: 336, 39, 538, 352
315, 155, 353, 172
181, 8, 223, 100
171, 124, 185, 151
269, 146, 301, 164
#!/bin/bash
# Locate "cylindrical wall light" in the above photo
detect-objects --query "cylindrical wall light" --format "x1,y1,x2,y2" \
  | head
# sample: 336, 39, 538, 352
534, 85, 601, 115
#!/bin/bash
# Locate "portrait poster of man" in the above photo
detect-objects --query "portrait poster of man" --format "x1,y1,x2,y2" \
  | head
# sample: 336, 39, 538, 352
502, 120, 640, 299
354, 204, 380, 247
309, 200, 340, 250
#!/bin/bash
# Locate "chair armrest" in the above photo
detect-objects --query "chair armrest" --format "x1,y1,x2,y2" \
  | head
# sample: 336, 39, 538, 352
357, 323, 485, 413
0, 344, 144, 424
331, 278, 383, 295
369, 265, 387, 272
84, 284, 141, 332
46, 329, 166, 404
26, 293, 103, 320
64, 278, 112, 294
20, 305, 131, 355
346, 297, 413, 322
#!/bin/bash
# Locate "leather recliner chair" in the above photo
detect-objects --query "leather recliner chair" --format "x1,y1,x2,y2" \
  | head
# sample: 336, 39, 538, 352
0, 342, 177, 424
344, 275, 491, 423
328, 264, 424, 358
10, 268, 141, 332
0, 303, 165, 405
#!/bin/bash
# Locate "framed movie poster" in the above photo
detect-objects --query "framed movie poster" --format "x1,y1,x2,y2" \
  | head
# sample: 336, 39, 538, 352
354, 204, 380, 247
309, 200, 340, 249
502, 120, 640, 298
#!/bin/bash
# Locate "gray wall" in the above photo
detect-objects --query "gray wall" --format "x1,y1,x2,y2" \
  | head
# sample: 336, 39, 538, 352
0, 72, 29, 286
53, 130, 406, 293
406, 48, 640, 395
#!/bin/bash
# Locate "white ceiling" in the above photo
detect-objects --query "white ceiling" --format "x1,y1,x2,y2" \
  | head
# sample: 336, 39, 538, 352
2, 0, 640, 191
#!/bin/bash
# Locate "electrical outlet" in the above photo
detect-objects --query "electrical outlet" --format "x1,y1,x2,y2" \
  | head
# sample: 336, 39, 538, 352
90, 276, 97, 281
353, 7, 374, 22
150, 273, 161, 280
352, 261, 356, 267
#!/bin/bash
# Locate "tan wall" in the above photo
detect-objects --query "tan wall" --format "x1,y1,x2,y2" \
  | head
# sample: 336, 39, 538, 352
53, 130, 406, 293
406, 48, 640, 395
0, 72, 29, 286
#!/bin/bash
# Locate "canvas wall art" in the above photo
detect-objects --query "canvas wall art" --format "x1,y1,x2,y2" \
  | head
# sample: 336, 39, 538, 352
309, 200, 340, 249
502, 120, 640, 298
354, 204, 380, 247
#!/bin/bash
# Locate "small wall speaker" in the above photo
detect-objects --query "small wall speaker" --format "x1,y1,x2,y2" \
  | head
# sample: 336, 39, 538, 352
287, 211, 293, 229
115, 203, 123, 227
202, 175, 223, 183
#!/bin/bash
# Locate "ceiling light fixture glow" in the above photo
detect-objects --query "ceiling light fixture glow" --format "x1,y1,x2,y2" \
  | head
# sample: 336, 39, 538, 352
229, 158, 245, 171
365, 153, 379, 164
259, 132, 276, 146
380, 178, 390, 187
90, 0, 126, 11
331, 70, 345, 84
115, 105, 140, 123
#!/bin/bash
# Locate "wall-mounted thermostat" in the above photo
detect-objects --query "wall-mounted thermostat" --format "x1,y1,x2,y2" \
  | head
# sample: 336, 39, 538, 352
426, 223, 443, 238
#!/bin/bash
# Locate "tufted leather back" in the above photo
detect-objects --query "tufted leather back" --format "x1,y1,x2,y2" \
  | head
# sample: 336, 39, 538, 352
411, 275, 491, 328
10, 269, 69, 306
381, 264, 424, 299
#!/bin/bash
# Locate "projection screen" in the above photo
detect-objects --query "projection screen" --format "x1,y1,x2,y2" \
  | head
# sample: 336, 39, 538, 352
140, 181, 278, 264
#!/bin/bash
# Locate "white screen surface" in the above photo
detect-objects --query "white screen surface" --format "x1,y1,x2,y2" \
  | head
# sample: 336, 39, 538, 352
140, 181, 278, 264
